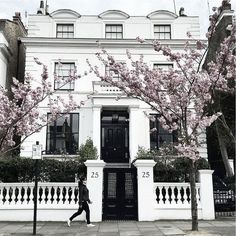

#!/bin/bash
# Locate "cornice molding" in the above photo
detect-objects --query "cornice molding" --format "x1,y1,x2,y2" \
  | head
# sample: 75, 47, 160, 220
21, 37, 204, 49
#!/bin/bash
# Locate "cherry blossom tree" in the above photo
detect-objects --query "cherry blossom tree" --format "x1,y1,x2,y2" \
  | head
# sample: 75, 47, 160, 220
0, 59, 81, 158
88, 2, 235, 230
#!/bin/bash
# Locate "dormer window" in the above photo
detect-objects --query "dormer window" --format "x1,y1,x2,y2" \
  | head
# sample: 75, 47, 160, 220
154, 25, 171, 39
56, 24, 74, 38
105, 24, 123, 39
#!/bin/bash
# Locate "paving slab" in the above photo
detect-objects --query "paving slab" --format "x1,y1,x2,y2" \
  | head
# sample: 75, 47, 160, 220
159, 226, 185, 235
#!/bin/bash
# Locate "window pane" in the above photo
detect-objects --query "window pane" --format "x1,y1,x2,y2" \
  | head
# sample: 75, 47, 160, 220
165, 26, 170, 32
106, 25, 111, 32
159, 33, 165, 39
57, 25, 62, 31
149, 114, 174, 150
106, 33, 111, 38
46, 113, 79, 154
165, 33, 171, 39
72, 114, 79, 132
117, 33, 122, 39
160, 26, 165, 32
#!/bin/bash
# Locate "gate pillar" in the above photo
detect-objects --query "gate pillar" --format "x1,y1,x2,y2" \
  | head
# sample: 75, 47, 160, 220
199, 169, 215, 220
85, 160, 106, 222
134, 159, 156, 221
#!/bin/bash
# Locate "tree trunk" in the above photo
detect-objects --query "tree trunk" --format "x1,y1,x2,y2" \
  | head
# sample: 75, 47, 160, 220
189, 160, 198, 231
215, 121, 234, 177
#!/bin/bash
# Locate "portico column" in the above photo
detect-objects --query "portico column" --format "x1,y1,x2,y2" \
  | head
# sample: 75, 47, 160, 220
92, 105, 102, 159
129, 105, 139, 162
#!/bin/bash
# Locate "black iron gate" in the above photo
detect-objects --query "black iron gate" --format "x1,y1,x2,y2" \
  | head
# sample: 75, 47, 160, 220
103, 168, 138, 220
214, 187, 236, 217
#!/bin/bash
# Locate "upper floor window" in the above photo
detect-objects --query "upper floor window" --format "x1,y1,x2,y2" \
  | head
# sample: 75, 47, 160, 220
154, 25, 171, 39
153, 63, 173, 70
105, 24, 123, 39
150, 114, 177, 150
105, 61, 125, 81
46, 114, 79, 155
54, 62, 75, 90
105, 66, 120, 81
56, 24, 74, 38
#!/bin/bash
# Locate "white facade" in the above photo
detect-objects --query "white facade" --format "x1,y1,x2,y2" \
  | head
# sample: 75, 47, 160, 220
20, 7, 207, 161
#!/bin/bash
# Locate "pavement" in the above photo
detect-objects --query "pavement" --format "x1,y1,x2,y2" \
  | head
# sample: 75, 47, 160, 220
0, 217, 235, 236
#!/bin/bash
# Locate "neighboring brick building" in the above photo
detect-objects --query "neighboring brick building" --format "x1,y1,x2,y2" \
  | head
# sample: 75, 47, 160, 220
0, 12, 27, 89
203, 1, 235, 177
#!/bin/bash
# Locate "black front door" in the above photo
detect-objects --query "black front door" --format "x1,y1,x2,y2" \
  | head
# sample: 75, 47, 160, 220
103, 168, 138, 220
101, 110, 129, 163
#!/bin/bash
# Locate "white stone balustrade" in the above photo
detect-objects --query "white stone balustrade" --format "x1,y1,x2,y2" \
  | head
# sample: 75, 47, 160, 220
0, 166, 215, 221
0, 182, 81, 221
154, 182, 201, 206
93, 81, 122, 94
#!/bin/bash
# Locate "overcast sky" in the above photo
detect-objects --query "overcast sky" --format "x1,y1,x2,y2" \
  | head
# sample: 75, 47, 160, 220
0, 0, 235, 38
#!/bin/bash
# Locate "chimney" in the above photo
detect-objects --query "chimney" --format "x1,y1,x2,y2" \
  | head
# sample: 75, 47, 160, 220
46, 4, 49, 15
13, 12, 21, 21
179, 7, 187, 17
37, 0, 45, 15
222, 0, 231, 10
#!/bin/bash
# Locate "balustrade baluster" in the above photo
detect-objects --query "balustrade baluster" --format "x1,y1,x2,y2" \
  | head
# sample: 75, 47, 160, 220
5, 187, 10, 204
0, 186, 3, 205
14, 187, 19, 204
12, 186, 17, 204
48, 186, 53, 204
56, 186, 61, 204
40, 186, 46, 204
173, 186, 179, 204
64, 186, 69, 204
161, 186, 166, 204
183, 186, 188, 204
28, 185, 34, 205
167, 186, 172, 204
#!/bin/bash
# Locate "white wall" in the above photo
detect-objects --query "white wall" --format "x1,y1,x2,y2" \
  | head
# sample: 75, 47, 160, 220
21, 8, 207, 160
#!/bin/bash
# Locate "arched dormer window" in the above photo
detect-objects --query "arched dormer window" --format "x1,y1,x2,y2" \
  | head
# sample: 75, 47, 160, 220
51, 9, 81, 19
51, 9, 80, 38
147, 10, 177, 40
98, 10, 129, 20
99, 10, 129, 39
147, 10, 177, 20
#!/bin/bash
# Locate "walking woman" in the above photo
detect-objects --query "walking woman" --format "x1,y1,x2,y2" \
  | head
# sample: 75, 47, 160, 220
67, 176, 95, 227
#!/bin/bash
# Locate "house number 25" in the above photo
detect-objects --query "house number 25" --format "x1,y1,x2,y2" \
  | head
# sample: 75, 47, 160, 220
142, 172, 150, 178
91, 172, 99, 178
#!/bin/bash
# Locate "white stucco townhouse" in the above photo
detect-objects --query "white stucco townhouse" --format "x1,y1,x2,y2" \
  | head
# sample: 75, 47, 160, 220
20, 0, 209, 221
